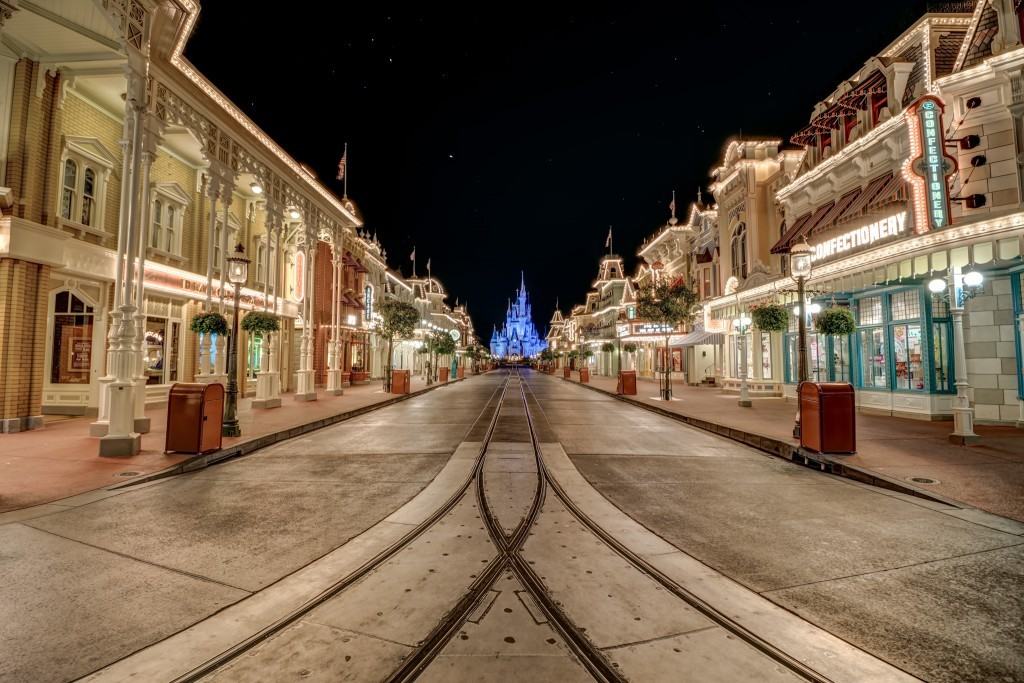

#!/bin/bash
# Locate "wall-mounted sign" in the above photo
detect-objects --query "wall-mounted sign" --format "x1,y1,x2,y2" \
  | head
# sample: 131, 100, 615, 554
633, 322, 674, 335
905, 95, 956, 233
809, 211, 907, 263
449, 328, 461, 342
364, 285, 373, 321
293, 250, 306, 302
143, 266, 271, 312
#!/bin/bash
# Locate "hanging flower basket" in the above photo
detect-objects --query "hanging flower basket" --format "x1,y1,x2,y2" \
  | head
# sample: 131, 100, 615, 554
601, 342, 615, 353
241, 311, 280, 336
190, 312, 228, 336
622, 342, 638, 354
750, 303, 788, 332
815, 307, 856, 336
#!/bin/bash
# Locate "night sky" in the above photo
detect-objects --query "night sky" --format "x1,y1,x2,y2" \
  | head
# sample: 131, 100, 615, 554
185, 1, 931, 339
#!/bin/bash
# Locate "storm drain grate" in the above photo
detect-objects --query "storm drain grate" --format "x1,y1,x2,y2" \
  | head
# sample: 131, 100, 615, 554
908, 476, 939, 485
115, 471, 141, 477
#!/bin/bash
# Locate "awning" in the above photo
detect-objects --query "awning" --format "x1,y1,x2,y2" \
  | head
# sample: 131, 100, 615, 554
675, 330, 725, 346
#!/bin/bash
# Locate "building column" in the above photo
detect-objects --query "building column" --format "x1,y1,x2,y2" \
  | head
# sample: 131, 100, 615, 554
294, 229, 316, 401
0, 259, 49, 433
130, 114, 162, 434
99, 58, 148, 456
210, 189, 233, 384
326, 237, 343, 395
253, 202, 281, 408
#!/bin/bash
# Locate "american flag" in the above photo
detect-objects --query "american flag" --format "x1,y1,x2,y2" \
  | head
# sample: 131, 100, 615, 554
336, 148, 347, 180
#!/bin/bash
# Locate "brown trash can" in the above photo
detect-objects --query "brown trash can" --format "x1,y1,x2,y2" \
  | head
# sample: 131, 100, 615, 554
439, 367, 450, 382
457, 366, 465, 379
165, 383, 224, 454
391, 369, 410, 395
799, 382, 856, 454
617, 370, 637, 395
563, 367, 571, 379
579, 367, 590, 383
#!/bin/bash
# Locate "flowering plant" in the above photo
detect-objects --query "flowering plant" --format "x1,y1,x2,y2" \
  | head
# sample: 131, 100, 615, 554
750, 303, 788, 332
189, 312, 228, 336
815, 307, 856, 336
241, 311, 280, 336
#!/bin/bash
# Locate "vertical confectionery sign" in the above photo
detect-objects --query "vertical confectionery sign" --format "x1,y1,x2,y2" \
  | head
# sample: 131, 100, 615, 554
906, 95, 956, 233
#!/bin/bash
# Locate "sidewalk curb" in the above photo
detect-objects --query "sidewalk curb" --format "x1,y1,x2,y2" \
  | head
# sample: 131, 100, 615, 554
559, 376, 962, 509
108, 377, 469, 491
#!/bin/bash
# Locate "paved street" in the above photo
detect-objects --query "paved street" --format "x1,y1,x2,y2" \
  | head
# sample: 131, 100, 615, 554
2, 370, 1022, 682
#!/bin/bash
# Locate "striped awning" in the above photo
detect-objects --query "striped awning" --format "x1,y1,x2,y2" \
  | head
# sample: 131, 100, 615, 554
674, 330, 725, 346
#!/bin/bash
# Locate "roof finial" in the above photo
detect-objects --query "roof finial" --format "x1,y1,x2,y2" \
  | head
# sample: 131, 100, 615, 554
697, 186, 703, 205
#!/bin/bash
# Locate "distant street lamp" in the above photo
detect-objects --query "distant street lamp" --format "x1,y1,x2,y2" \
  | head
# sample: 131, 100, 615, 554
222, 243, 250, 437
733, 313, 753, 407
789, 238, 813, 438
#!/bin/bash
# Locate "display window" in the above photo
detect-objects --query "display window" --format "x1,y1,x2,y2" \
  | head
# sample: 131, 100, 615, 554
144, 317, 180, 385
247, 335, 263, 380
50, 291, 94, 385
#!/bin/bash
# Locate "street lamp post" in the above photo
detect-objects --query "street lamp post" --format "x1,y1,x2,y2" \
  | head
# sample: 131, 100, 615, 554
929, 269, 982, 444
789, 238, 813, 438
222, 243, 250, 438
733, 313, 752, 407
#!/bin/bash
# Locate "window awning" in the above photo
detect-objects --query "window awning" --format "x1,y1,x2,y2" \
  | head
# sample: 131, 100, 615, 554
674, 330, 724, 346
771, 212, 812, 254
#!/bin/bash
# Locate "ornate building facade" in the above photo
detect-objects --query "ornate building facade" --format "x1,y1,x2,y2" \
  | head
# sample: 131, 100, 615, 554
490, 274, 546, 358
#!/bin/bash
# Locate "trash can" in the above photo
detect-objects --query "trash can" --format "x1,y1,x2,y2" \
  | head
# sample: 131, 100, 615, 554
617, 370, 637, 395
165, 383, 224, 454
563, 367, 571, 379
457, 366, 465, 379
439, 366, 450, 383
579, 367, 590, 383
799, 382, 856, 454
391, 369, 410, 395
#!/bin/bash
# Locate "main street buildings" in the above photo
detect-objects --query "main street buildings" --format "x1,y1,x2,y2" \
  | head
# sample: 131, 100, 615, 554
0, 1, 475, 444
554, 1, 1024, 429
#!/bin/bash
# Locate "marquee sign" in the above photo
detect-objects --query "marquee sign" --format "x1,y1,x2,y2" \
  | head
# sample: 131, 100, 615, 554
809, 211, 908, 263
632, 322, 674, 335
905, 95, 956, 234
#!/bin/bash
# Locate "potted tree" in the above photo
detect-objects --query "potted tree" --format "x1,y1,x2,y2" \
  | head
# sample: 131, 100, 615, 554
637, 276, 700, 400
378, 298, 419, 392
432, 330, 456, 382
579, 348, 594, 383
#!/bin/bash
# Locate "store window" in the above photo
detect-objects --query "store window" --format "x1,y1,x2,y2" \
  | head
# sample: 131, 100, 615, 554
760, 332, 772, 379
50, 291, 94, 385
247, 335, 263, 380
889, 290, 924, 391
785, 305, 851, 383
144, 317, 180, 384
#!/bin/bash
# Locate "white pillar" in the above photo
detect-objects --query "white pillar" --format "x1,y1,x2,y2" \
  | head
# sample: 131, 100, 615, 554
99, 59, 148, 456
209, 189, 232, 385
950, 267, 979, 444
131, 125, 160, 434
326, 239, 343, 395
295, 231, 317, 401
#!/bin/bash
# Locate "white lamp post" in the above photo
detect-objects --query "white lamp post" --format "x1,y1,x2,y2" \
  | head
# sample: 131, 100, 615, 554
222, 244, 249, 437
789, 238, 813, 438
733, 314, 753, 407
929, 268, 983, 444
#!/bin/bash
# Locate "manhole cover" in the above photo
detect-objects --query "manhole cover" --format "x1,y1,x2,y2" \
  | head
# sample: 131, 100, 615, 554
116, 471, 141, 478
908, 476, 939, 485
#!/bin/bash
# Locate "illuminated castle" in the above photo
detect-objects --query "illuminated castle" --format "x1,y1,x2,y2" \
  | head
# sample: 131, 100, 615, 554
490, 273, 546, 359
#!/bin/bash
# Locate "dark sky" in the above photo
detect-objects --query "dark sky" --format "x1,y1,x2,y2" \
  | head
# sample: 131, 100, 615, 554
185, 1, 931, 338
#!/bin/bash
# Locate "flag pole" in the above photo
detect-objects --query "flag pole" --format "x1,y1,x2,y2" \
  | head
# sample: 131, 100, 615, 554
343, 142, 348, 199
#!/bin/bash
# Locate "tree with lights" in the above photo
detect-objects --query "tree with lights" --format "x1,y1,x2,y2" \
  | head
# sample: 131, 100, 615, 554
637, 276, 700, 400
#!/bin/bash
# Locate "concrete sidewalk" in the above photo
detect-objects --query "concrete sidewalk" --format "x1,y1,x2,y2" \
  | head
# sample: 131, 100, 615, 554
0, 375, 457, 513
567, 372, 1024, 523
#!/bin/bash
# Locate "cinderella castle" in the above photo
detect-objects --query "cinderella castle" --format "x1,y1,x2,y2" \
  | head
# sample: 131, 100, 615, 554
490, 273, 547, 359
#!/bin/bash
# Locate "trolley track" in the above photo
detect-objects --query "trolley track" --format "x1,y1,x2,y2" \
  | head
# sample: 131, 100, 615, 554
171, 373, 512, 683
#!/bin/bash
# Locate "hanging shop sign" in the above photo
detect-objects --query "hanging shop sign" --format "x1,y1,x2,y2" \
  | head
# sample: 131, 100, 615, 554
809, 211, 908, 263
904, 95, 956, 233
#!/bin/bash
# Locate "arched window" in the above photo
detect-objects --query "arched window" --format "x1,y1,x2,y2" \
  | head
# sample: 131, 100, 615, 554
81, 168, 96, 226
151, 199, 163, 248
50, 291, 95, 385
731, 223, 748, 280
165, 205, 176, 252
61, 160, 77, 220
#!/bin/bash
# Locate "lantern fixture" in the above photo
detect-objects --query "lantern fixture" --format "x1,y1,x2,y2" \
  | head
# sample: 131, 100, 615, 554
249, 182, 263, 195
928, 278, 947, 293
962, 270, 984, 288
790, 238, 812, 279
226, 243, 250, 285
